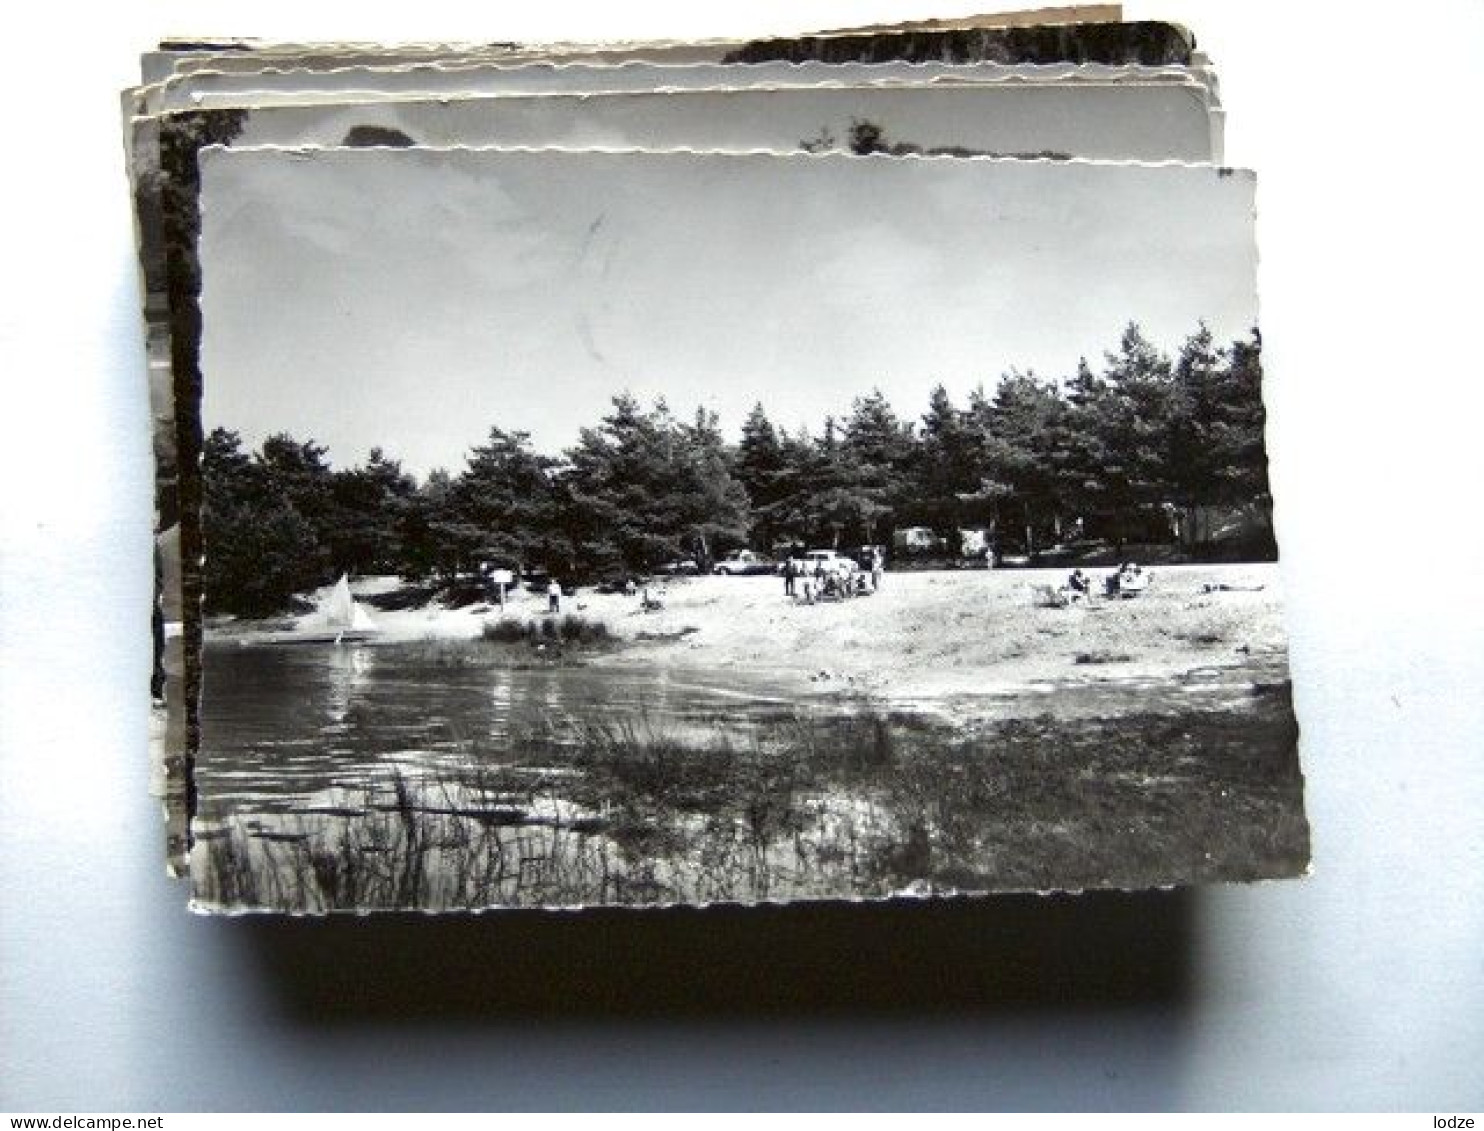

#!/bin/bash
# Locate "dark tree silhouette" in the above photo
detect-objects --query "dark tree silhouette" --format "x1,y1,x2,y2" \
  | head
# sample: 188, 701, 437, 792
200, 321, 1277, 612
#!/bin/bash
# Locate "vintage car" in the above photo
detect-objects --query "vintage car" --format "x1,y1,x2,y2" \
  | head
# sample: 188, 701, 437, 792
799, 549, 860, 575
712, 550, 775, 576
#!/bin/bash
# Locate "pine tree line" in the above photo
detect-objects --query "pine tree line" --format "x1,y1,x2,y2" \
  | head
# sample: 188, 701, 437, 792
202, 321, 1271, 616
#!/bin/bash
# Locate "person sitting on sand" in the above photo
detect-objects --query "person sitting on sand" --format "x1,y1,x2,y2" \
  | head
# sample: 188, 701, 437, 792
1106, 563, 1133, 596
834, 571, 850, 599
1068, 569, 1091, 596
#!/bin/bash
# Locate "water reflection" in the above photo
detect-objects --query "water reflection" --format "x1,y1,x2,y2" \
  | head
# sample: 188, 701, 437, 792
193, 641, 1308, 911
324, 644, 373, 728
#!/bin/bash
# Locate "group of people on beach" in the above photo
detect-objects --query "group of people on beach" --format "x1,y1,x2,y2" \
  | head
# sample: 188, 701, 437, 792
783, 549, 885, 605
522, 554, 1148, 618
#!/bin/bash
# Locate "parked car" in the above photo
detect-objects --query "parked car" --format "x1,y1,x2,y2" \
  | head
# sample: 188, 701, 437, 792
1034, 539, 1113, 566
657, 558, 700, 576
800, 549, 860, 575
712, 550, 774, 576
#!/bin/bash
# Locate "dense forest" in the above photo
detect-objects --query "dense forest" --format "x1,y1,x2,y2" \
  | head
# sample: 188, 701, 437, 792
202, 322, 1272, 615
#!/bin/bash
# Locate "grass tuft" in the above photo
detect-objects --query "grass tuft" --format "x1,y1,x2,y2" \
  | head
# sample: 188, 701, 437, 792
1074, 650, 1134, 665
482, 614, 613, 647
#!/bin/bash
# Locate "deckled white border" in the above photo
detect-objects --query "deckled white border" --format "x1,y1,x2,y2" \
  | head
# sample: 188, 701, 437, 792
184, 144, 1272, 915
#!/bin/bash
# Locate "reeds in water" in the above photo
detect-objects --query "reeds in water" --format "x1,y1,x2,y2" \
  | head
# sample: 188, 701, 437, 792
192, 685, 1307, 912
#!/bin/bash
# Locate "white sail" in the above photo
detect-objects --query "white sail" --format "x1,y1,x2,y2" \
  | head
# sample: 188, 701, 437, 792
320, 574, 379, 637
323, 575, 356, 628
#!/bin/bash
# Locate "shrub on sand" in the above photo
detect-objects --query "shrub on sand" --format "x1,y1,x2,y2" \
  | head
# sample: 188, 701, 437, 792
481, 614, 612, 647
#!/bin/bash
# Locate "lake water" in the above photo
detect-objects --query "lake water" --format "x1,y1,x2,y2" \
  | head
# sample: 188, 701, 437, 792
194, 641, 1307, 911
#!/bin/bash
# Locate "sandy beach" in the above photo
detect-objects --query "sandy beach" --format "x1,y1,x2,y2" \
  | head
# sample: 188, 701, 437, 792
597, 563, 1284, 692
217, 562, 1289, 703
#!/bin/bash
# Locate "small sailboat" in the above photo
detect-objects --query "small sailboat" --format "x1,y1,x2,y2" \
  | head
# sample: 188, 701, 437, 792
241, 574, 381, 646
320, 574, 379, 643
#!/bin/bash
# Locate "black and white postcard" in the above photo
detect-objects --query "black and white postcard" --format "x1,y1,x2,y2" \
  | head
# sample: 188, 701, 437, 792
185, 146, 1308, 912
188, 80, 1218, 162
148, 59, 1215, 115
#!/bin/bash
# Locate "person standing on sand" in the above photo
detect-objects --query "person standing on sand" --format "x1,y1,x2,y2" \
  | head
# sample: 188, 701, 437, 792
783, 557, 797, 597
871, 547, 885, 592
547, 578, 562, 614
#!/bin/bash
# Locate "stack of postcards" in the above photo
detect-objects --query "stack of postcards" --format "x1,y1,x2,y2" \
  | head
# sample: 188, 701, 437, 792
122, 7, 1309, 914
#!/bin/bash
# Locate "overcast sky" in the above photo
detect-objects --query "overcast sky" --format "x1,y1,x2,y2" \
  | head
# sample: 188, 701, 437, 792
200, 147, 1257, 476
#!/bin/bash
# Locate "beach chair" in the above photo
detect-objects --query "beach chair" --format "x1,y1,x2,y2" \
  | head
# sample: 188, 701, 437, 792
1105, 566, 1152, 599
1113, 570, 1151, 598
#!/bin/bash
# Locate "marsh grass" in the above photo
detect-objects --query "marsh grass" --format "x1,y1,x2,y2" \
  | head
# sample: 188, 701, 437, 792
375, 617, 616, 668
193, 686, 1308, 912
483, 614, 613, 646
